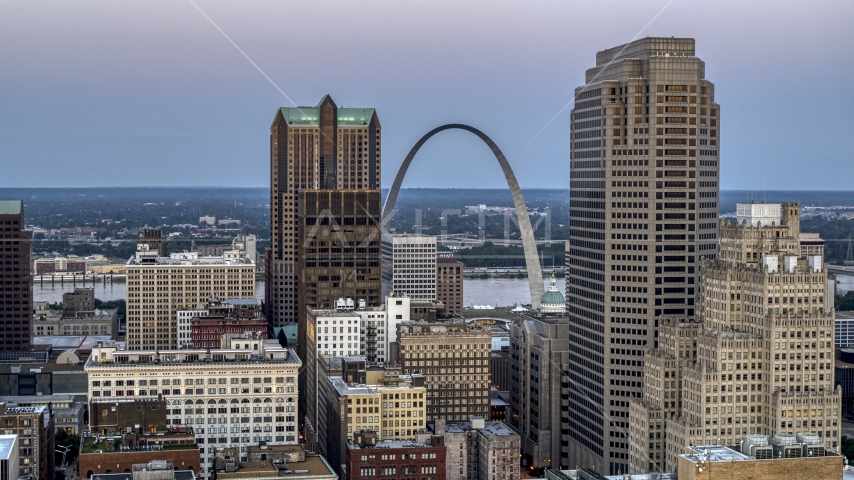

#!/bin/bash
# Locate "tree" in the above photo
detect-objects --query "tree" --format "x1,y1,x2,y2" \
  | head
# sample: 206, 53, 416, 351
55, 429, 80, 466
842, 435, 854, 464
836, 292, 854, 312
94, 299, 126, 319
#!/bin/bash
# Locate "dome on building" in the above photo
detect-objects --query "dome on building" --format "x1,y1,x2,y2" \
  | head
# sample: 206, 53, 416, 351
539, 273, 566, 314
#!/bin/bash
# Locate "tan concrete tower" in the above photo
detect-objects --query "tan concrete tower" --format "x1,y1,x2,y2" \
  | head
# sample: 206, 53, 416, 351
566, 37, 720, 475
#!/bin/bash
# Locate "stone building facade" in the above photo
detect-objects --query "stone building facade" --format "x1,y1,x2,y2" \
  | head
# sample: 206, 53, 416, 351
628, 203, 841, 474
508, 312, 571, 470
398, 321, 491, 422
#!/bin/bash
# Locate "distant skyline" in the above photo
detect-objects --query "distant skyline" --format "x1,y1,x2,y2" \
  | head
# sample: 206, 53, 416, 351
1, 1, 852, 190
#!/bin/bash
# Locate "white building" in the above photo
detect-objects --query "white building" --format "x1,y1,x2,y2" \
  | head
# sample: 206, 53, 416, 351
381, 234, 437, 301
176, 307, 207, 348
737, 202, 783, 227
0, 435, 19, 480
85, 338, 301, 480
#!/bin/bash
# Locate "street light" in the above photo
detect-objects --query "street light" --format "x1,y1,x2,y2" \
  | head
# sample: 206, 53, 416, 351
56, 445, 71, 468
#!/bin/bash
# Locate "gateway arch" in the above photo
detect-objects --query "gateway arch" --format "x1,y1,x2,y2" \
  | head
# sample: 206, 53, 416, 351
381, 124, 545, 309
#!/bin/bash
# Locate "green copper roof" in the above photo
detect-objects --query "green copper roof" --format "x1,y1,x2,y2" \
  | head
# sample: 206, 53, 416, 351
0, 200, 22, 215
540, 289, 565, 305
275, 107, 375, 127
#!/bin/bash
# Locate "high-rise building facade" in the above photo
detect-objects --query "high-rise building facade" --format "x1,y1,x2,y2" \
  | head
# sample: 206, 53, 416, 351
628, 203, 840, 474
382, 234, 437, 301
566, 38, 720, 474
508, 309, 571, 470
0, 200, 31, 352
296, 189, 382, 361
125, 245, 256, 350
436, 255, 464, 316
398, 320, 491, 422
267, 95, 381, 328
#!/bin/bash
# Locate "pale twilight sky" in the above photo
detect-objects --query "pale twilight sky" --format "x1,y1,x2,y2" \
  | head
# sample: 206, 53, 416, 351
0, 0, 852, 190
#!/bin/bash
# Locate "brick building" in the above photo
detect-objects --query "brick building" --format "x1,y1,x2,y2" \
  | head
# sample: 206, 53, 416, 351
436, 256, 464, 316
79, 399, 199, 480
345, 430, 446, 480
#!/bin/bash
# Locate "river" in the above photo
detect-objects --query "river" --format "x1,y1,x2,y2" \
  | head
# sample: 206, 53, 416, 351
32, 275, 854, 307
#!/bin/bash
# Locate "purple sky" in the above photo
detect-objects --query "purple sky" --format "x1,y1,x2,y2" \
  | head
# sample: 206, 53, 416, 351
1, 0, 852, 190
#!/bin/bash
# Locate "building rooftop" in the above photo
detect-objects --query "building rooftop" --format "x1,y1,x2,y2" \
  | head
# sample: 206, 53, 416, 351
546, 471, 675, 480
0, 394, 77, 406
216, 455, 336, 480
443, 419, 516, 437
85, 342, 300, 368
92, 471, 196, 480
1, 405, 46, 415
0, 200, 22, 215
682, 445, 749, 463
274, 96, 375, 128
329, 375, 421, 397
347, 438, 437, 450
0, 434, 17, 460
32, 335, 118, 350
309, 309, 362, 318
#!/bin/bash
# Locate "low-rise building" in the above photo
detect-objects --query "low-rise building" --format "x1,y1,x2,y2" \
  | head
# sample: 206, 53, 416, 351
63, 288, 95, 316
78, 399, 200, 480
346, 430, 447, 480
188, 298, 269, 349
677, 442, 843, 480
84, 339, 301, 480
0, 394, 85, 434
212, 444, 336, 480
0, 347, 88, 396
90, 460, 197, 480
34, 256, 87, 275
32, 308, 118, 337
0, 403, 55, 480
323, 373, 428, 476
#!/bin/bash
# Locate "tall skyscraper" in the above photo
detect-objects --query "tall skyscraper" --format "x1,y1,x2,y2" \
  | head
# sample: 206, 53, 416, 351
267, 95, 381, 328
296, 189, 382, 324
566, 38, 720, 474
0, 200, 31, 352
